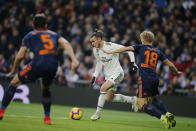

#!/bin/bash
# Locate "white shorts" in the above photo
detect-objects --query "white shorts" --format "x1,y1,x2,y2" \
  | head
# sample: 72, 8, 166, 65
107, 72, 124, 91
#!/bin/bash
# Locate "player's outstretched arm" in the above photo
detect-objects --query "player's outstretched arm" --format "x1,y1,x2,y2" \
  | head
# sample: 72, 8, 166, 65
101, 46, 134, 54
89, 51, 102, 87
163, 59, 182, 75
7, 46, 27, 77
58, 37, 79, 70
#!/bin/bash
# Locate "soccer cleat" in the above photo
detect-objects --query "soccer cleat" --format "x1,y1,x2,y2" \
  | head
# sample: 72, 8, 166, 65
161, 115, 172, 129
90, 113, 101, 121
166, 112, 174, 119
171, 119, 176, 127
132, 96, 138, 112
166, 112, 176, 127
0, 110, 4, 120
44, 117, 52, 125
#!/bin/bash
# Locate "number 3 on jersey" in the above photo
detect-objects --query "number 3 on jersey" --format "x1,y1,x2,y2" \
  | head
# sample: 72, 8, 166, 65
141, 51, 158, 70
39, 34, 57, 55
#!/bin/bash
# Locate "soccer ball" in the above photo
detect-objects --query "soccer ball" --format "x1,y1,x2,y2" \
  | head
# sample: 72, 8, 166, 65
69, 107, 83, 120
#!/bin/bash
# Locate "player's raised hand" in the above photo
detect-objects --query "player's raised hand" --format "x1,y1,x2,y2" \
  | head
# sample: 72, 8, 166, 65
101, 48, 113, 54
71, 58, 79, 70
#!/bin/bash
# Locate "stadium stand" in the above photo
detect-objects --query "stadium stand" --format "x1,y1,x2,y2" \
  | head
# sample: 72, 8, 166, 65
0, 0, 195, 97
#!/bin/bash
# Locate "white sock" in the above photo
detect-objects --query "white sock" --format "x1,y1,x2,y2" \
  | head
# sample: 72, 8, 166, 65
112, 94, 135, 104
96, 92, 107, 114
160, 115, 164, 121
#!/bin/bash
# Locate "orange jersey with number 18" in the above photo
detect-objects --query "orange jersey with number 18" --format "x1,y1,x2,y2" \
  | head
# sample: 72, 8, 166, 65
132, 44, 167, 97
133, 44, 167, 76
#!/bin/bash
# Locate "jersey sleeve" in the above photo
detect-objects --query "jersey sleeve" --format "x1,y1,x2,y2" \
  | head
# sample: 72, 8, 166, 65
21, 33, 31, 48
110, 42, 136, 62
127, 51, 136, 63
159, 50, 167, 61
55, 33, 62, 47
93, 48, 102, 77
110, 42, 124, 50
132, 44, 141, 53
56, 33, 62, 40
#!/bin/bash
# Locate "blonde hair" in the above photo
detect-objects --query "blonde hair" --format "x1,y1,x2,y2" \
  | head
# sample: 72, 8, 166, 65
140, 31, 155, 43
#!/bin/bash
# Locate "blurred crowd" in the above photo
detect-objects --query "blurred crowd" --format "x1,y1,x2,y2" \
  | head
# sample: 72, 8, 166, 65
0, 0, 196, 97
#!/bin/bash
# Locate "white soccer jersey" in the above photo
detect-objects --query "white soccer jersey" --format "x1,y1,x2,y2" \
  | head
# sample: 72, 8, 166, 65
93, 41, 135, 80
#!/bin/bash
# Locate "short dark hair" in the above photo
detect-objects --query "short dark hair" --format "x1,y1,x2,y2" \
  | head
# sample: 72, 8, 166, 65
33, 13, 47, 29
90, 29, 104, 39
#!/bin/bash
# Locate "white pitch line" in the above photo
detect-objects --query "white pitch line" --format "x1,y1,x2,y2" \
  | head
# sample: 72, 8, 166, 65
5, 114, 68, 119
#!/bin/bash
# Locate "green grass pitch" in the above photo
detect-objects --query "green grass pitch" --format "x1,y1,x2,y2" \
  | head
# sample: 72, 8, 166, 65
0, 102, 196, 131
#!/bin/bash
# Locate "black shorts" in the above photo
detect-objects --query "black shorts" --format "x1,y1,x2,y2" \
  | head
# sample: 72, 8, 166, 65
18, 63, 56, 86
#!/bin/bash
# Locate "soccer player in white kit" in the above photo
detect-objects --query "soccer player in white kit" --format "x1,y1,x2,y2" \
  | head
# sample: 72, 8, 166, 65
89, 30, 138, 121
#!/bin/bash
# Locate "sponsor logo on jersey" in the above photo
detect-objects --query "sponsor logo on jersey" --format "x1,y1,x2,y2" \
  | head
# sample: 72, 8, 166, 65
101, 57, 112, 62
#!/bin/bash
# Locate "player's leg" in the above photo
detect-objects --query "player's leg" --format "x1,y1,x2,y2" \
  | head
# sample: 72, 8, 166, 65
40, 76, 53, 125
137, 77, 162, 119
151, 80, 169, 114
107, 90, 138, 112
137, 97, 162, 119
137, 76, 172, 128
153, 98, 168, 114
106, 90, 115, 102
112, 94, 138, 112
90, 80, 114, 121
151, 82, 176, 127
0, 74, 22, 120
108, 83, 136, 104
112, 93, 136, 103
153, 98, 176, 127
137, 97, 171, 129
106, 72, 138, 112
